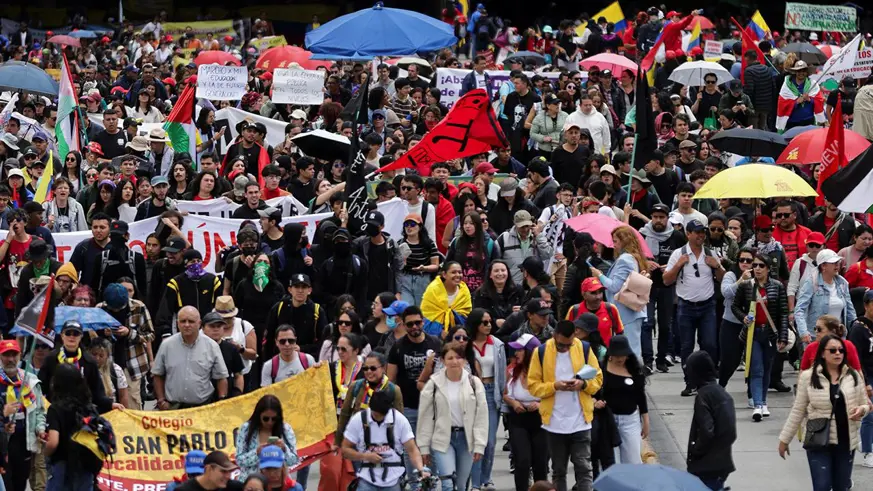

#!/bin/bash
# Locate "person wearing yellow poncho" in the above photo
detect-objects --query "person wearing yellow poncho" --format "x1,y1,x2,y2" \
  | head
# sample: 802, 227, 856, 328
421, 262, 473, 338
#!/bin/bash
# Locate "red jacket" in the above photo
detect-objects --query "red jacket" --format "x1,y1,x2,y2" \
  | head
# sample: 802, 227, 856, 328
434, 195, 456, 255
662, 15, 695, 52
801, 339, 862, 371
845, 261, 873, 290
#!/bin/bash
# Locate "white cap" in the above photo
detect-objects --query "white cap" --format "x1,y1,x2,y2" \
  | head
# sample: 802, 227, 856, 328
809, 32, 818, 41
815, 249, 841, 264
668, 211, 684, 226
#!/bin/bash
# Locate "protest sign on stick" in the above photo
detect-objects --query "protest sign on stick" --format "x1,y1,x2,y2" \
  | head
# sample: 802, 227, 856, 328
272, 68, 326, 105
196, 65, 248, 100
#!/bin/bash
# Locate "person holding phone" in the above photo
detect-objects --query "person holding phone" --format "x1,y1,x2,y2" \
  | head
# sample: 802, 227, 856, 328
235, 394, 300, 481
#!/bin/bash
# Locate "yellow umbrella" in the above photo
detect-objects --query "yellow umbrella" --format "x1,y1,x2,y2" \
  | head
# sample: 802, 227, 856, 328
693, 164, 817, 199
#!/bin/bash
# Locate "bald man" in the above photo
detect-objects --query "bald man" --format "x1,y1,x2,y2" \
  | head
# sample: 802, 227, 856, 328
152, 306, 229, 409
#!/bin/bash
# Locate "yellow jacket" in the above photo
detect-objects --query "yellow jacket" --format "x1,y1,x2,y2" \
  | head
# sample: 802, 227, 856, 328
527, 338, 603, 425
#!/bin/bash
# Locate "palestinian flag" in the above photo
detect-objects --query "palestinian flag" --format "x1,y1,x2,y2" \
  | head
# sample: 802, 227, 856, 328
55, 53, 80, 163
821, 147, 873, 213
164, 83, 199, 169
775, 77, 825, 132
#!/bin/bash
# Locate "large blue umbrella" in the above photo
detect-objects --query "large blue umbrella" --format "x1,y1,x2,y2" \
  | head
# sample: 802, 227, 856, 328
305, 2, 456, 58
782, 125, 819, 140
68, 30, 97, 39
0, 61, 58, 97
594, 464, 710, 491
54, 307, 121, 332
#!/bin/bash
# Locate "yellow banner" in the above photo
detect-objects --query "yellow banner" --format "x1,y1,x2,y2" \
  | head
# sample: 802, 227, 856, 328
97, 365, 336, 490
250, 35, 287, 53
160, 20, 236, 39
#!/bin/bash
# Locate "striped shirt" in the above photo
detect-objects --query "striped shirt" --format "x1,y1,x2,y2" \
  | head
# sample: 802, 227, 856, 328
400, 239, 439, 272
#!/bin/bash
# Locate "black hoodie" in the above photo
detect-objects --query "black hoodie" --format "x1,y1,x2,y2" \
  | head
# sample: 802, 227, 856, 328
686, 351, 737, 479
272, 223, 315, 288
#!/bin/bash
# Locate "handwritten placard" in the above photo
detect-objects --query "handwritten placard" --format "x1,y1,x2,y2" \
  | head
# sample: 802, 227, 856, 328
196, 65, 248, 100
704, 40, 723, 61
271, 69, 325, 105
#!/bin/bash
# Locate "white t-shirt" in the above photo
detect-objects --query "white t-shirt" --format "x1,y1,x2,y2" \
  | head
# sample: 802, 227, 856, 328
475, 73, 488, 89
542, 351, 590, 434
228, 318, 255, 375
825, 281, 845, 319
506, 377, 539, 403
446, 379, 465, 427
475, 342, 495, 378
404, 200, 437, 241
344, 408, 415, 487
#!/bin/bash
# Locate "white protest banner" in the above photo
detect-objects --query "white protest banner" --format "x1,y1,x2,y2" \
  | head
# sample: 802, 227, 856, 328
272, 69, 325, 105
704, 40, 723, 62
815, 34, 873, 84
785, 3, 857, 32
213, 107, 288, 154
175, 195, 307, 218
196, 65, 248, 101
436, 68, 561, 110
45, 199, 406, 274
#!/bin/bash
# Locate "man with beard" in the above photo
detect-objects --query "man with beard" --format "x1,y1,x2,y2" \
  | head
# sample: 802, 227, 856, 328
271, 223, 315, 289
772, 200, 811, 268
220, 122, 270, 184
69, 212, 111, 289
135, 176, 176, 220
316, 228, 369, 313
90, 220, 147, 296
561, 232, 609, 318
640, 204, 687, 374
231, 181, 268, 219
148, 236, 187, 314
0, 339, 46, 491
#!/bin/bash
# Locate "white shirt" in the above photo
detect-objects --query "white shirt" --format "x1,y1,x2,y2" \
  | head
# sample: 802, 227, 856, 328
678, 209, 708, 227
825, 281, 845, 319
475, 343, 495, 378
542, 351, 590, 434
475, 72, 488, 89
344, 408, 414, 487
667, 246, 716, 302
506, 377, 539, 403
228, 318, 255, 375
446, 378, 465, 427
565, 108, 611, 155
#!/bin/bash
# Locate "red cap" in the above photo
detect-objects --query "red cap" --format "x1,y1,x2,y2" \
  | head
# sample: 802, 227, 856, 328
665, 50, 677, 60
474, 162, 498, 174
732, 30, 740, 37
689, 47, 703, 56
666, 11, 681, 18
457, 182, 478, 194
0, 339, 20, 354
811, 40, 820, 46
772, 31, 781, 37
164, 35, 174, 43
806, 232, 826, 245
88, 142, 104, 156
45, 31, 53, 37
162, 77, 176, 87
224, 35, 234, 42
101, 36, 110, 44
674, 48, 685, 57
754, 215, 773, 230
581, 277, 605, 293
86, 92, 101, 103
259, 71, 273, 81
110, 86, 129, 95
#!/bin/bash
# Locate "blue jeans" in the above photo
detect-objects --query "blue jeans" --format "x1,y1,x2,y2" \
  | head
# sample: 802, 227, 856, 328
862, 403, 873, 453
404, 407, 420, 491
46, 462, 94, 491
748, 329, 775, 407
296, 465, 310, 490
678, 298, 718, 382
471, 382, 498, 487
433, 428, 474, 491
356, 481, 402, 491
698, 475, 727, 490
623, 319, 644, 363
806, 446, 854, 491
643, 285, 675, 365
399, 272, 431, 307
613, 410, 642, 464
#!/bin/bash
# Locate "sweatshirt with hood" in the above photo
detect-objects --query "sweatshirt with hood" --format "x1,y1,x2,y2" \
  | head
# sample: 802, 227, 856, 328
272, 223, 315, 288
565, 107, 611, 155
686, 351, 737, 480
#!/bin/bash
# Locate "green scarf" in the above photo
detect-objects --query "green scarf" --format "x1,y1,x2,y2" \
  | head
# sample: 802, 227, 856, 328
33, 260, 51, 278
253, 262, 270, 292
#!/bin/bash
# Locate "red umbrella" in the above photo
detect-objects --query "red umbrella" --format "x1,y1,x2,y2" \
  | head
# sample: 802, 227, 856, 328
777, 127, 871, 165
579, 53, 637, 74
817, 45, 838, 58
47, 35, 81, 47
193, 51, 241, 66
256, 45, 332, 71
564, 213, 653, 257
690, 15, 715, 30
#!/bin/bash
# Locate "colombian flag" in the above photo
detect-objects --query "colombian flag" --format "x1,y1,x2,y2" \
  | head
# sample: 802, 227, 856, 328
641, 38, 661, 86
577, 1, 627, 36
747, 10, 770, 41
687, 22, 702, 50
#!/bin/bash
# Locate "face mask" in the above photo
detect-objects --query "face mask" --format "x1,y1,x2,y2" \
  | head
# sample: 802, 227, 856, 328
334, 241, 351, 257
185, 262, 206, 280
253, 262, 270, 292
241, 246, 258, 256
386, 316, 397, 330
365, 223, 381, 237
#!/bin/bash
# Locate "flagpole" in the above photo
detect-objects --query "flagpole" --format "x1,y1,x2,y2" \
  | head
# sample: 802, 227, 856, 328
625, 134, 638, 207
730, 17, 780, 75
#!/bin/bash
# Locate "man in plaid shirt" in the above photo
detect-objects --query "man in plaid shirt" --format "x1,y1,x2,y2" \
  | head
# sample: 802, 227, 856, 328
96, 282, 155, 409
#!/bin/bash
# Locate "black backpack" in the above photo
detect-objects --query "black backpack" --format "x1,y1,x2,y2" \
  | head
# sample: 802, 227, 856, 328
71, 404, 116, 474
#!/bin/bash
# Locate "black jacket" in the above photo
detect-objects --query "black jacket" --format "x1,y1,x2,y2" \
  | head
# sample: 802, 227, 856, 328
809, 211, 856, 251
147, 258, 185, 314
263, 297, 328, 359
472, 283, 524, 322
154, 273, 222, 339
15, 259, 61, 318
561, 254, 610, 319
731, 277, 789, 344
742, 61, 776, 111
39, 349, 114, 414
460, 70, 493, 99
848, 317, 873, 383
686, 351, 737, 479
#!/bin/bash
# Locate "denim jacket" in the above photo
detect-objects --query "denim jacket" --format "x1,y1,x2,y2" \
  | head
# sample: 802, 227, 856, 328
599, 253, 648, 324
235, 421, 299, 480
794, 272, 857, 339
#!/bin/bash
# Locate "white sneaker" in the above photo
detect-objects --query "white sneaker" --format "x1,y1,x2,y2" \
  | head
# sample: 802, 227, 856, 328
753, 407, 763, 422
762, 405, 771, 417
737, 361, 745, 372
748, 398, 755, 409
863, 452, 873, 468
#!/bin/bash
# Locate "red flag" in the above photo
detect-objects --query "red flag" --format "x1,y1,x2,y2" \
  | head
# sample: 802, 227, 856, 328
376, 89, 508, 176
817, 94, 846, 206
732, 18, 765, 84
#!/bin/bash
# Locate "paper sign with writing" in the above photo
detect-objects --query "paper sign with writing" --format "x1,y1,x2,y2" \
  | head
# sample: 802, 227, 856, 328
195, 65, 248, 100
272, 68, 325, 105
704, 40, 723, 61
785, 3, 857, 32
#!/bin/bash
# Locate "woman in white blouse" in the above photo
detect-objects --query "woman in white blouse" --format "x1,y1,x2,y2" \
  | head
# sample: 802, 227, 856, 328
133, 87, 165, 124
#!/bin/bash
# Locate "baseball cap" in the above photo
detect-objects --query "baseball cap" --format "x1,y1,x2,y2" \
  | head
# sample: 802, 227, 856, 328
257, 207, 283, 221
7, 168, 24, 179
203, 451, 238, 472
520, 256, 545, 277
62, 320, 83, 334
499, 177, 519, 197
806, 232, 825, 245
508, 333, 541, 351
184, 450, 207, 475
599, 164, 617, 176
668, 211, 684, 226
259, 445, 285, 469
23, 147, 37, 157
525, 298, 552, 316
291, 274, 312, 287
151, 175, 169, 186
0, 339, 20, 354
183, 249, 203, 262
514, 210, 534, 228
202, 312, 226, 326
581, 276, 605, 292
291, 109, 307, 120
474, 162, 498, 175
651, 203, 670, 216
728, 79, 743, 92
686, 219, 706, 233
383, 300, 409, 317
864, 289, 873, 304
573, 313, 599, 333
162, 237, 187, 253
679, 139, 698, 149
544, 93, 561, 106
110, 220, 129, 236
365, 210, 385, 227
816, 249, 841, 264
754, 215, 773, 230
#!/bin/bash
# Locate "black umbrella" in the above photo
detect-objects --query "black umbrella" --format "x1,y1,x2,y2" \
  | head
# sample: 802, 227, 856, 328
291, 130, 351, 162
503, 51, 547, 67
708, 128, 788, 158
782, 42, 829, 65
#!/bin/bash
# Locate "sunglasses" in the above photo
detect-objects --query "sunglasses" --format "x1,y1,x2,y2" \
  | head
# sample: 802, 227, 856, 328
757, 227, 774, 233
774, 213, 792, 219
692, 263, 700, 277
815, 326, 826, 333
572, 77, 582, 82
362, 365, 381, 372
826, 348, 846, 354
738, 257, 754, 264
338, 346, 350, 352
403, 221, 420, 228
333, 162, 345, 168
406, 320, 423, 328
63, 330, 82, 337
705, 80, 717, 85
453, 335, 469, 342
709, 227, 724, 233
752, 263, 768, 269
337, 320, 352, 327
566, 84, 576, 90
808, 243, 822, 249
555, 341, 573, 350
277, 338, 297, 345
65, 158, 76, 163
480, 320, 491, 325
400, 185, 416, 191
261, 415, 276, 422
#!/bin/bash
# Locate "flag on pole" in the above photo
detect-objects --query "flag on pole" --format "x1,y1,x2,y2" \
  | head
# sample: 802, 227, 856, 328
163, 82, 199, 169
747, 10, 770, 41
632, 65, 656, 171
817, 94, 846, 206
33, 151, 53, 204
687, 22, 702, 50
55, 53, 80, 163
11, 278, 56, 347
640, 39, 661, 86
577, 1, 627, 36
343, 75, 371, 235
732, 17, 766, 84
